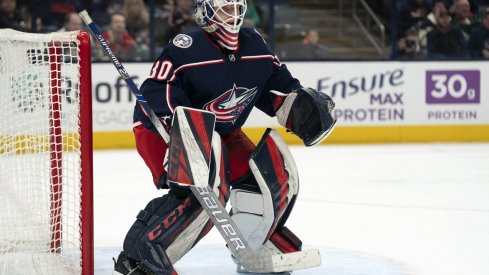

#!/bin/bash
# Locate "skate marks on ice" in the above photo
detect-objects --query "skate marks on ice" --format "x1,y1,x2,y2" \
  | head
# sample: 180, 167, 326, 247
95, 245, 408, 275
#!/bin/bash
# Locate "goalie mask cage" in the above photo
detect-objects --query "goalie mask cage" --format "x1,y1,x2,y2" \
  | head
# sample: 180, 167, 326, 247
0, 30, 93, 275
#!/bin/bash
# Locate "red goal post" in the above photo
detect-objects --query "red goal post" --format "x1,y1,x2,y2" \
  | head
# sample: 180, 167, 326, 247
0, 30, 93, 275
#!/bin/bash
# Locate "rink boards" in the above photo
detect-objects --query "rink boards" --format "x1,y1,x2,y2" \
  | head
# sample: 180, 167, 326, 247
88, 61, 489, 149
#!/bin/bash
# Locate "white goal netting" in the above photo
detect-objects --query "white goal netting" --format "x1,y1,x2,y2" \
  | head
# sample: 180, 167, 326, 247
0, 29, 92, 275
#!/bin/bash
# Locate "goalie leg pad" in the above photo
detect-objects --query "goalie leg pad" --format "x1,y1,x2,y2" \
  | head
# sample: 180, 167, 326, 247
230, 185, 272, 251
231, 129, 300, 252
123, 139, 230, 273
123, 192, 220, 272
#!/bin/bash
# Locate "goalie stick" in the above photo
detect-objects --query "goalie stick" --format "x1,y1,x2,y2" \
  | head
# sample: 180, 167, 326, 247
79, 10, 320, 273
78, 10, 170, 143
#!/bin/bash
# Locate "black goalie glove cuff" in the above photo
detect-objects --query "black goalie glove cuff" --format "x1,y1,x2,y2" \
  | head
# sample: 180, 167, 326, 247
271, 88, 337, 147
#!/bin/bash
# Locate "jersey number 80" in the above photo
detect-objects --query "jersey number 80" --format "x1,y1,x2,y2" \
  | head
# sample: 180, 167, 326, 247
149, 60, 173, 81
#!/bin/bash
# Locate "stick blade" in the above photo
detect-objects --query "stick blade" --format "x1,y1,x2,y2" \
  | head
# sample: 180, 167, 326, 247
241, 249, 321, 273
270, 249, 321, 273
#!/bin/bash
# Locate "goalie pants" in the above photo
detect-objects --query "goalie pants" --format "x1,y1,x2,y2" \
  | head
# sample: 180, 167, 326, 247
132, 122, 256, 187
125, 125, 301, 268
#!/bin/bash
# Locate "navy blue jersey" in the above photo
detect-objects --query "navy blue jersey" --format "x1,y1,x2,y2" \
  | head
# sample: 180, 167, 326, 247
134, 27, 302, 135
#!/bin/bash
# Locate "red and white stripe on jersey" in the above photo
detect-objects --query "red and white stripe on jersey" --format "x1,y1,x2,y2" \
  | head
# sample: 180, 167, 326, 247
241, 54, 281, 68
163, 59, 225, 112
165, 82, 175, 112
170, 59, 225, 80
150, 58, 225, 83
273, 55, 281, 67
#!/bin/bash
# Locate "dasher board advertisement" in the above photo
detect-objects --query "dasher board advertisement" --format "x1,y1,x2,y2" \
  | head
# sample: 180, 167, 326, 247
91, 61, 488, 132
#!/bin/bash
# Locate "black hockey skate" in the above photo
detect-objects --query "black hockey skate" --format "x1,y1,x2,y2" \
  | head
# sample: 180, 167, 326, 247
112, 252, 153, 275
113, 252, 178, 275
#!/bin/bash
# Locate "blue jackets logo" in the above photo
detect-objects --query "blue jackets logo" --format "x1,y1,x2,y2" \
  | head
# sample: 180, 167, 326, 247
203, 84, 258, 123
173, 34, 193, 48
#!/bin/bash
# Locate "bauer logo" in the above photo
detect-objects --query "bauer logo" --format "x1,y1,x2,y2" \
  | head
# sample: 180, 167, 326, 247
426, 70, 480, 104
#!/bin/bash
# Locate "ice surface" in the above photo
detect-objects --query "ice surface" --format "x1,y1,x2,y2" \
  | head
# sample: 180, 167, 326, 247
94, 143, 489, 275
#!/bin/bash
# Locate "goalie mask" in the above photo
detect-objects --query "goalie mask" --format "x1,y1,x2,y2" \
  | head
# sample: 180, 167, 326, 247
194, 0, 247, 50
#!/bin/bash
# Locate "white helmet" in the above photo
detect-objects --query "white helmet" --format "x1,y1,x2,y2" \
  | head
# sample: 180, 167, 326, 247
195, 0, 247, 49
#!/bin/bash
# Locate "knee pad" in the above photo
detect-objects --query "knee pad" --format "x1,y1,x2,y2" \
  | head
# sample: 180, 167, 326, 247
230, 129, 299, 251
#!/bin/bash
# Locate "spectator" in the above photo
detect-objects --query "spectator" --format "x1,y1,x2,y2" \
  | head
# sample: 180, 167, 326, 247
450, 0, 479, 39
94, 12, 140, 61
149, 1, 173, 51
122, 0, 150, 59
399, 0, 431, 34
22, 11, 43, 33
45, 0, 81, 32
447, 0, 479, 16
398, 27, 425, 59
91, 0, 124, 27
297, 29, 329, 59
55, 12, 83, 63
427, 10, 468, 58
468, 8, 489, 58
0, 0, 24, 31
57, 12, 83, 32
166, 0, 195, 40
425, 0, 449, 28
122, 0, 149, 39
419, 0, 449, 47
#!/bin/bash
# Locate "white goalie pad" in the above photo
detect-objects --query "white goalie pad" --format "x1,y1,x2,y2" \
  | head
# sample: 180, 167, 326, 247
231, 129, 299, 252
166, 132, 224, 263
262, 129, 299, 197
230, 189, 272, 252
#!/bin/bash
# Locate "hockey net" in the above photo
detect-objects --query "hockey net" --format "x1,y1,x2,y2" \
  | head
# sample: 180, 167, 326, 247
0, 30, 93, 275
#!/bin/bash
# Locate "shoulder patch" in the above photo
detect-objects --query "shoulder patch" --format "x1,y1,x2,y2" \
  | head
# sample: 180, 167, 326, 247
173, 34, 193, 48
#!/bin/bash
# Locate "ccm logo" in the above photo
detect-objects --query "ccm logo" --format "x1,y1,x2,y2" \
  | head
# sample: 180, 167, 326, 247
196, 186, 246, 251
147, 197, 192, 241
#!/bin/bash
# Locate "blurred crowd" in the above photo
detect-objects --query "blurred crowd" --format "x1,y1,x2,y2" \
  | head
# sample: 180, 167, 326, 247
1, 0, 489, 60
395, 0, 489, 59
0, 0, 264, 61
